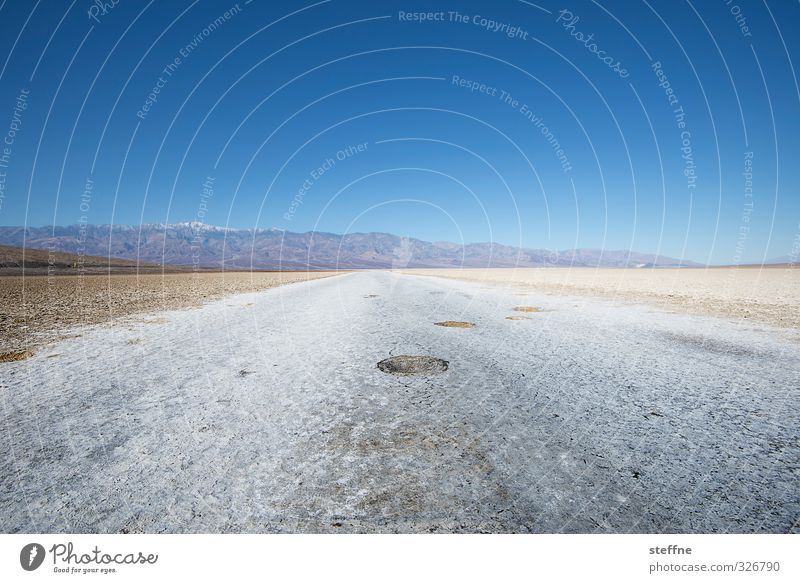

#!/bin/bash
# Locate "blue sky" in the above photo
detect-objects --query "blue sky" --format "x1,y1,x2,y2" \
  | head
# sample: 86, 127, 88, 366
0, 0, 798, 264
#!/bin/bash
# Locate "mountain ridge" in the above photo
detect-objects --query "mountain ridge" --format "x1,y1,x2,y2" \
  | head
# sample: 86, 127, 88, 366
0, 224, 702, 269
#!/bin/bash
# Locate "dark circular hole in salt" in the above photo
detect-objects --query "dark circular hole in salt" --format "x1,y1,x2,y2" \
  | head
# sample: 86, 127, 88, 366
377, 355, 449, 375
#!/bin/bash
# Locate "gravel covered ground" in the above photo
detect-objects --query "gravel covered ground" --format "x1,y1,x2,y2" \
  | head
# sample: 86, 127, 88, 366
1, 271, 798, 533
0, 271, 338, 353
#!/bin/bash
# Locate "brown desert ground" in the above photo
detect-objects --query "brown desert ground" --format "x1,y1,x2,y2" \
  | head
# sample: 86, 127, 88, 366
0, 244, 171, 274
0, 270, 340, 353
399, 266, 800, 330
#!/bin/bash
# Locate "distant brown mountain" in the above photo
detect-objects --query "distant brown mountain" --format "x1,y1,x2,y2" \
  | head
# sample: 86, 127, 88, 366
0, 224, 701, 269
0, 244, 166, 274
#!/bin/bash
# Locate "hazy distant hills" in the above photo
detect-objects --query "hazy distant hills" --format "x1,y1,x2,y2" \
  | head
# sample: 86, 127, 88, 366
0, 223, 702, 269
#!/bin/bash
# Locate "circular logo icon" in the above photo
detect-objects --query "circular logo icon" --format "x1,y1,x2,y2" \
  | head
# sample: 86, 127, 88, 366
20, 543, 45, 571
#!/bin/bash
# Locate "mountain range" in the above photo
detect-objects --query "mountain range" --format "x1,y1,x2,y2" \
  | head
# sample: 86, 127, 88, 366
0, 223, 701, 269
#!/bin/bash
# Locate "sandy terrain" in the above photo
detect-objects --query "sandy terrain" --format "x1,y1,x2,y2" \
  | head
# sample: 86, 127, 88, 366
0, 244, 174, 275
399, 267, 800, 331
1, 271, 797, 533
0, 271, 339, 353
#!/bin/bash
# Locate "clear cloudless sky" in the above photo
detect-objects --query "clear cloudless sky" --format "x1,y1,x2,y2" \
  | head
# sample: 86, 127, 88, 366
0, 0, 798, 264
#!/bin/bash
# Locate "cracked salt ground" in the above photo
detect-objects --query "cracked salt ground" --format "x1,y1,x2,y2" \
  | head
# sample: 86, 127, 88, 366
1, 271, 798, 533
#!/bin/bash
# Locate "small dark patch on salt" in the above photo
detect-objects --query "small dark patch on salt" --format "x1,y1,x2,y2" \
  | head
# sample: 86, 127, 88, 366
658, 331, 765, 358
377, 355, 449, 375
